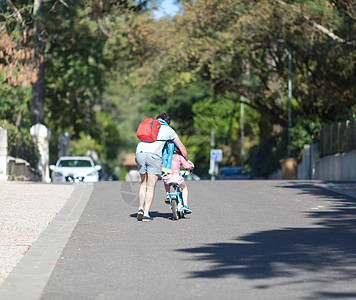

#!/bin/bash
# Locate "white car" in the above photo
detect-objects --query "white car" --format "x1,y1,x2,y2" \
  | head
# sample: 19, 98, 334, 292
50, 156, 101, 183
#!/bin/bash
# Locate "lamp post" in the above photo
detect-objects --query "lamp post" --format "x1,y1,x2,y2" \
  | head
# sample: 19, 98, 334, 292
277, 39, 292, 157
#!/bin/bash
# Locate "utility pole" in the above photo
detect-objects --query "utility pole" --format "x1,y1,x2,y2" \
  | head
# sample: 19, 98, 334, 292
209, 130, 216, 180
277, 39, 292, 157
32, 0, 45, 125
240, 96, 245, 166
287, 47, 292, 157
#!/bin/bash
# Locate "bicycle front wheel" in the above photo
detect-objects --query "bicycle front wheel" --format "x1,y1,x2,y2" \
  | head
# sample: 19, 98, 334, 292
171, 199, 179, 220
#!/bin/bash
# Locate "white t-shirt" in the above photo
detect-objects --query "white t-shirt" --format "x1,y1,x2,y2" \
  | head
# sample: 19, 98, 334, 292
136, 125, 178, 158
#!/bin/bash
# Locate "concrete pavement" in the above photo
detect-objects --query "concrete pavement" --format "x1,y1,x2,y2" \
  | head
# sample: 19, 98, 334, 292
315, 181, 356, 199
0, 182, 75, 286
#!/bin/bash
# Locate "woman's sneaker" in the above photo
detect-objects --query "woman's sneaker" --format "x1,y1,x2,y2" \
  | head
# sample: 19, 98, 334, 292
165, 194, 170, 205
142, 216, 154, 222
183, 205, 192, 214
137, 209, 144, 221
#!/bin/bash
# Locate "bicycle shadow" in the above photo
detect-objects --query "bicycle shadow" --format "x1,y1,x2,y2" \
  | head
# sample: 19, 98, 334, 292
177, 182, 356, 299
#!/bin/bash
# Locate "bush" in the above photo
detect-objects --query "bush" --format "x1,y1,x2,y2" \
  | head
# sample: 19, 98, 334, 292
247, 118, 321, 178
247, 132, 288, 178
289, 118, 321, 160
0, 121, 40, 168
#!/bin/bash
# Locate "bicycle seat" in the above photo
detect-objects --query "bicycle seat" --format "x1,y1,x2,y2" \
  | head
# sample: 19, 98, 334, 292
169, 182, 179, 189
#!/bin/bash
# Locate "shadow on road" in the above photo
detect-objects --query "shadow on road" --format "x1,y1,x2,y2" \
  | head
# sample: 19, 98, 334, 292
129, 210, 172, 220
177, 182, 356, 298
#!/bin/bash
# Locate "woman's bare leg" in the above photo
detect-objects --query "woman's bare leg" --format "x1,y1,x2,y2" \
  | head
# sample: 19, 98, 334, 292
143, 173, 158, 216
138, 173, 148, 211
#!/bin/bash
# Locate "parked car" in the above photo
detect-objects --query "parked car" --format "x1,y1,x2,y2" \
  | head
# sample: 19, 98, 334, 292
220, 167, 251, 180
50, 156, 101, 183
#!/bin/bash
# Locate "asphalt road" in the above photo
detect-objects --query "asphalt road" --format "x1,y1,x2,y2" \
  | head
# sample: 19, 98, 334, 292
3, 180, 356, 299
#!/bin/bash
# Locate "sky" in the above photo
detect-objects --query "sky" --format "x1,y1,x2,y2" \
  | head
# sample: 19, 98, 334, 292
153, 0, 180, 19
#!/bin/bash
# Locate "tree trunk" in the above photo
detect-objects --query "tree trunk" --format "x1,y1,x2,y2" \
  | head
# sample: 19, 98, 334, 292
31, 0, 45, 125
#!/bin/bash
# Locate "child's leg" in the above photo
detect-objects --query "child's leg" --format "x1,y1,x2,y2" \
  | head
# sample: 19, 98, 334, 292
180, 181, 188, 207
164, 182, 171, 204
164, 182, 170, 193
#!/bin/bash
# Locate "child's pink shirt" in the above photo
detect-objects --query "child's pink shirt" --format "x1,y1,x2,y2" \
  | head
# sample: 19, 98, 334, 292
171, 154, 192, 174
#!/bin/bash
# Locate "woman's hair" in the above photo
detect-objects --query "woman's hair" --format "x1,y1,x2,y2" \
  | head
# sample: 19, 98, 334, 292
156, 113, 170, 125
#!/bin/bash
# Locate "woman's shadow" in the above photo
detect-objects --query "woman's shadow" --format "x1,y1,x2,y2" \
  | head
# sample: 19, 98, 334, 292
130, 210, 174, 220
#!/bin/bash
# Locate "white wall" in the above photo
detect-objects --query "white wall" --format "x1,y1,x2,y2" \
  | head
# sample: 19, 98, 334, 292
314, 149, 356, 180
270, 146, 356, 181
0, 127, 8, 180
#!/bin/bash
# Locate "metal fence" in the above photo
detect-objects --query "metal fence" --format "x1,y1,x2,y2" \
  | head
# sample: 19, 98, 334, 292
319, 119, 356, 156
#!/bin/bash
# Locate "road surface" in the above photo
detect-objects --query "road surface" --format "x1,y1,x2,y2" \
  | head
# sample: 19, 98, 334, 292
1, 180, 356, 299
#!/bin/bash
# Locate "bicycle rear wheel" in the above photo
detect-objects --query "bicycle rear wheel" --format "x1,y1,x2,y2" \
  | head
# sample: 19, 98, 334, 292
171, 199, 179, 220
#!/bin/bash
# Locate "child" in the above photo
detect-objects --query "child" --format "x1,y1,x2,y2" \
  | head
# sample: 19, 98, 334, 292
162, 146, 194, 213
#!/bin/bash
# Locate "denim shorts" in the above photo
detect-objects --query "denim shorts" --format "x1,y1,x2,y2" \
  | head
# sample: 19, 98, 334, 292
135, 152, 162, 175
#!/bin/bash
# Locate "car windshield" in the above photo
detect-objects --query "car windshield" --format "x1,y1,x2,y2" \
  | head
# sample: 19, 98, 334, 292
58, 159, 92, 167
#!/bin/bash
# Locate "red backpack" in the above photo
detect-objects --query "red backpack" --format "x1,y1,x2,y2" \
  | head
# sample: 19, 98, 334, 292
136, 118, 161, 142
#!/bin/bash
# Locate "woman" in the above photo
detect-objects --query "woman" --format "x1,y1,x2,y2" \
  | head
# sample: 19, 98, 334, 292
135, 113, 189, 222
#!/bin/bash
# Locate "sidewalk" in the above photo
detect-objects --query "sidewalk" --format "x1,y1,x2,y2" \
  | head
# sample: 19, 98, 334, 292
314, 181, 356, 200
0, 182, 75, 286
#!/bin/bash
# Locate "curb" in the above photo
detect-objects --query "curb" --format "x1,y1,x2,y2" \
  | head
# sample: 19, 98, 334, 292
0, 184, 94, 300
315, 183, 356, 200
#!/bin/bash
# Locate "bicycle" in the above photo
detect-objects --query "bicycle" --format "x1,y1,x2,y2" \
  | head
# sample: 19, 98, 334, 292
167, 181, 186, 220
165, 170, 191, 220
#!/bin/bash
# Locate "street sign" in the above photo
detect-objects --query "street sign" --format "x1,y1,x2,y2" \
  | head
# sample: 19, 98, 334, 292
210, 149, 223, 162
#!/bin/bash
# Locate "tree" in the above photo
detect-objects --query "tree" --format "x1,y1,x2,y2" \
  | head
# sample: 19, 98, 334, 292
130, 0, 355, 123
32, 0, 45, 124
1, 0, 155, 174
121, 0, 355, 175
0, 0, 36, 127
2, 0, 355, 177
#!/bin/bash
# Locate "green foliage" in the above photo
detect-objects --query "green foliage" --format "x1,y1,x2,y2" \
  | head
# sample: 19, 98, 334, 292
94, 112, 120, 160
44, 2, 107, 137
141, 0, 355, 176
0, 120, 39, 168
0, 73, 32, 126
102, 75, 147, 155
2, 0, 355, 179
145, 81, 213, 132
69, 111, 121, 174
247, 132, 288, 178
69, 132, 102, 157
289, 117, 321, 160
135, 0, 355, 124
184, 94, 261, 175
247, 117, 322, 177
